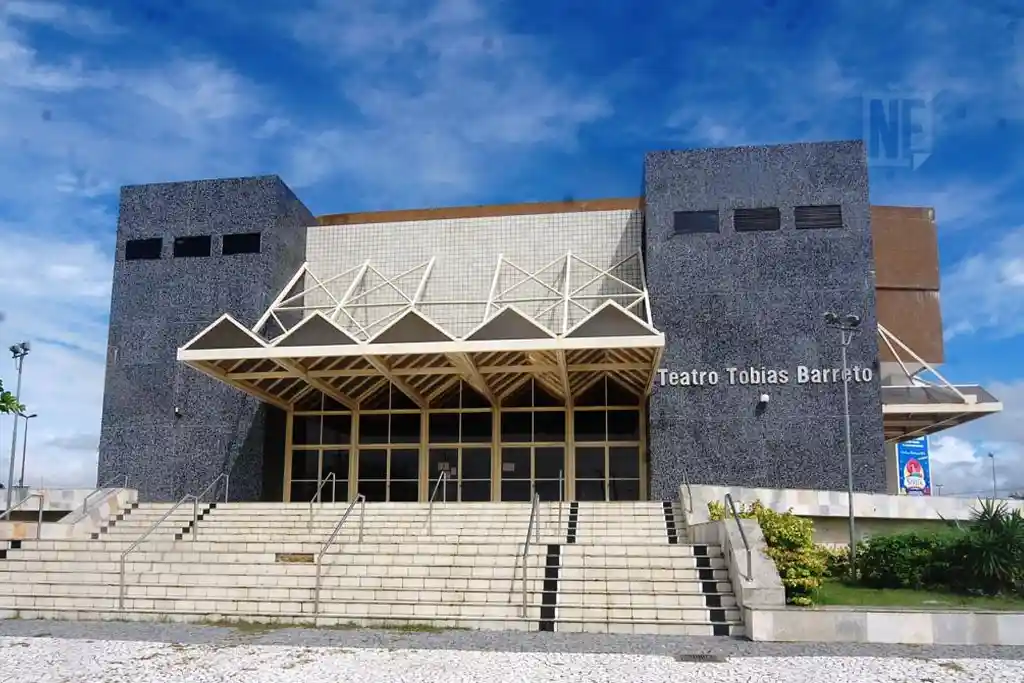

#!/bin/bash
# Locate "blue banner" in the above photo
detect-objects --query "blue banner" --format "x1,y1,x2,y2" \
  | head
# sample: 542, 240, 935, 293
897, 436, 932, 495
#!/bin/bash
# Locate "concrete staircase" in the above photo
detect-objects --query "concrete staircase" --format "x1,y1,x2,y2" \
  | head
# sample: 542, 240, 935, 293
0, 500, 742, 636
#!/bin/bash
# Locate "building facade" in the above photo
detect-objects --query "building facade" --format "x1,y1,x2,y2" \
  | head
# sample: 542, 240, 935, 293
97, 141, 1002, 502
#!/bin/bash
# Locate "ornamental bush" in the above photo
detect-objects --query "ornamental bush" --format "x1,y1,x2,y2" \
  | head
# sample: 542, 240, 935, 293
855, 499, 1024, 597
708, 499, 827, 606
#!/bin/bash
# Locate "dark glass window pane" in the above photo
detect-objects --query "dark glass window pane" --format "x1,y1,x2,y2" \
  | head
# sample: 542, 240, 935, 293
461, 412, 492, 443
501, 480, 532, 501
500, 447, 530, 479
125, 237, 162, 260
429, 448, 458, 481
390, 389, 418, 410
358, 449, 388, 479
534, 447, 564, 479
320, 395, 348, 412
734, 207, 781, 232
291, 450, 319, 479
532, 382, 562, 407
429, 413, 459, 443
290, 480, 317, 503
575, 378, 606, 407
795, 204, 843, 230
390, 449, 419, 480
609, 446, 640, 479
433, 384, 461, 409
358, 480, 387, 502
461, 448, 491, 480
607, 410, 640, 441
500, 412, 532, 442
390, 413, 421, 444
389, 480, 419, 502
460, 480, 491, 502
173, 235, 211, 257
574, 411, 606, 442
321, 415, 351, 445
359, 414, 390, 444
606, 378, 638, 406
673, 210, 719, 235
535, 480, 561, 502
575, 447, 605, 478
576, 480, 606, 502
534, 411, 565, 441
503, 382, 533, 408
461, 383, 491, 409
608, 479, 640, 501
293, 417, 321, 446
361, 386, 390, 410
222, 232, 261, 255
321, 449, 349, 481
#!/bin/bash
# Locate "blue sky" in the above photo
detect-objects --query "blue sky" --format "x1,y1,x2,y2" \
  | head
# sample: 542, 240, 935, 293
0, 0, 1021, 496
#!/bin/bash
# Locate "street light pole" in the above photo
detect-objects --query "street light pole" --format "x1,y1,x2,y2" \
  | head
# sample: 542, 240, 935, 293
824, 312, 862, 577
3, 342, 30, 518
989, 452, 997, 499
17, 413, 37, 488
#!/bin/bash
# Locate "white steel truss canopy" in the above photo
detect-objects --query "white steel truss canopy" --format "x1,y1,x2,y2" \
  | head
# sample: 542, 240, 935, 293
879, 324, 1002, 441
176, 253, 665, 409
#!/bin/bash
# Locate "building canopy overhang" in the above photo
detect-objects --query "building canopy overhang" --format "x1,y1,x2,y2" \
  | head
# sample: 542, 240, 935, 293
878, 324, 1002, 441
176, 253, 665, 409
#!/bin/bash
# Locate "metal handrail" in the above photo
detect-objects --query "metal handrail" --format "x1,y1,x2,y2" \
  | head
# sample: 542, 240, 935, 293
196, 472, 230, 504
80, 473, 129, 514
308, 473, 338, 529
119, 494, 199, 609
557, 469, 564, 537
424, 471, 449, 536
519, 492, 540, 616
723, 493, 752, 580
190, 473, 231, 542
314, 493, 366, 616
2, 493, 44, 538
681, 468, 693, 513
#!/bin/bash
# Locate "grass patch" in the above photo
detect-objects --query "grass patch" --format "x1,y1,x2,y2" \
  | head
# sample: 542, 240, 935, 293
814, 580, 1024, 611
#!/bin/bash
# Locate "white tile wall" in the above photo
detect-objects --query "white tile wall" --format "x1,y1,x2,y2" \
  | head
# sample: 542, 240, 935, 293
302, 210, 643, 339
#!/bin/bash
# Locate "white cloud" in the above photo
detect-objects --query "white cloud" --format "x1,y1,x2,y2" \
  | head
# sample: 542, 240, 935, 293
930, 379, 1024, 497
942, 227, 1024, 341
0, 0, 614, 489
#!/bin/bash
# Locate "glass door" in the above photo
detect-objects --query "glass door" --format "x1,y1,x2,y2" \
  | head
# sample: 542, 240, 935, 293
428, 447, 492, 501
499, 446, 565, 501
289, 449, 350, 502
356, 448, 420, 502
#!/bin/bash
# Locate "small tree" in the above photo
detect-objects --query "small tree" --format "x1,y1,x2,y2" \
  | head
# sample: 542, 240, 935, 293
0, 378, 23, 415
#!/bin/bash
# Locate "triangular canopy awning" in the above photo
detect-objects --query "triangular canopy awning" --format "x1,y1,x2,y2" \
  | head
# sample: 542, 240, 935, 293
178, 303, 664, 410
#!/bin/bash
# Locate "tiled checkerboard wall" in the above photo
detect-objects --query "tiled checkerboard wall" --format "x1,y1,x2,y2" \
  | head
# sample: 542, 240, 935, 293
304, 210, 643, 338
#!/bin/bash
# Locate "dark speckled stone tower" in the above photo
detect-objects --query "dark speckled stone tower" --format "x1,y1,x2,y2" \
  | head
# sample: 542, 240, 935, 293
98, 176, 309, 502
644, 141, 885, 499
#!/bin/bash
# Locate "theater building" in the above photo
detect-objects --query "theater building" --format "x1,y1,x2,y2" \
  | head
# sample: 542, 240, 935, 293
97, 141, 1002, 503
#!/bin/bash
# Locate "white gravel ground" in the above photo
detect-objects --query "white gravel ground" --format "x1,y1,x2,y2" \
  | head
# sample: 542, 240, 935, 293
2, 637, 1023, 683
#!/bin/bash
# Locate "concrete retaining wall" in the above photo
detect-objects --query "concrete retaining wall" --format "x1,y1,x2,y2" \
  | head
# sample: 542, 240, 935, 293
745, 607, 1024, 645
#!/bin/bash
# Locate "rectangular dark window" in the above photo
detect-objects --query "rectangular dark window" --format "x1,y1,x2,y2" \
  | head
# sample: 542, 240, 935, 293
734, 207, 781, 232
673, 210, 719, 234
124, 238, 162, 261
222, 232, 262, 255
795, 205, 843, 230
173, 235, 212, 257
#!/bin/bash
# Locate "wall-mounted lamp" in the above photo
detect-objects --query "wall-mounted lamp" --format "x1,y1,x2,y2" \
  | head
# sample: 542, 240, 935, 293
758, 393, 770, 404
174, 406, 182, 419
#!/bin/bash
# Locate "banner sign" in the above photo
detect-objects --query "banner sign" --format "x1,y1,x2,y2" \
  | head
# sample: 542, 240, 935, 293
897, 436, 932, 496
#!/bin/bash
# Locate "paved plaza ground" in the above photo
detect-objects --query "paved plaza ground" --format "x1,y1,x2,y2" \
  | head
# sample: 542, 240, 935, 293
1, 621, 1023, 682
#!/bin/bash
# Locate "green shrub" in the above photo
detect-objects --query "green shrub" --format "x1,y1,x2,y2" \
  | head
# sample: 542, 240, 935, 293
855, 500, 1024, 597
816, 545, 851, 579
708, 499, 826, 606
855, 531, 956, 590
